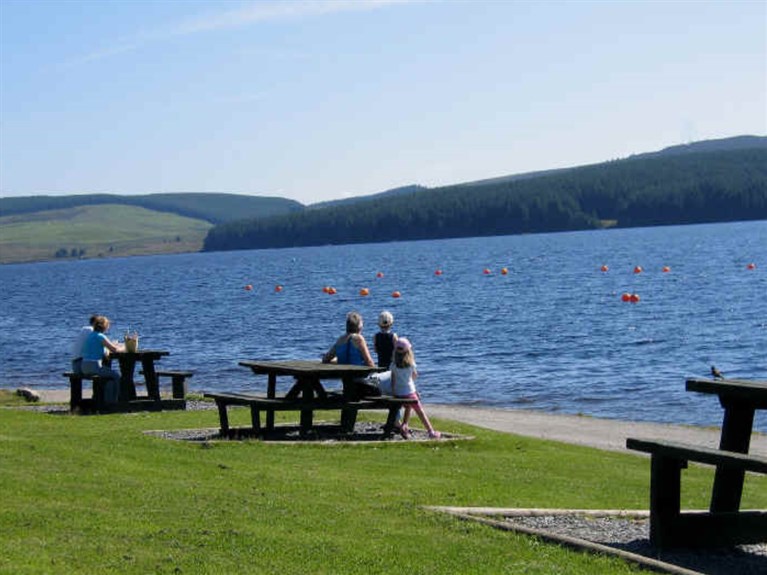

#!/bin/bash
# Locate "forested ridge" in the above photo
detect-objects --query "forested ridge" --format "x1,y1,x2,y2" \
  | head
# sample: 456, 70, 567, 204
203, 147, 767, 252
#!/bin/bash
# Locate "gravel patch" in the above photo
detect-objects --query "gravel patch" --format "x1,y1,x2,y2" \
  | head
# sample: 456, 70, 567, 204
500, 512, 767, 575
145, 421, 458, 443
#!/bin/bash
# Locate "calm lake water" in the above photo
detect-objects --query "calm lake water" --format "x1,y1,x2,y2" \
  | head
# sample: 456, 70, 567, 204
1, 221, 766, 431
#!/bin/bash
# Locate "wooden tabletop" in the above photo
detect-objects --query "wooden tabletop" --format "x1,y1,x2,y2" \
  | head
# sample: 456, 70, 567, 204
686, 378, 767, 408
112, 349, 170, 358
239, 359, 383, 378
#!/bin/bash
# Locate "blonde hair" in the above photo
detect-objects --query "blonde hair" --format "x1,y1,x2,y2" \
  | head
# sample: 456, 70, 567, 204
394, 348, 415, 368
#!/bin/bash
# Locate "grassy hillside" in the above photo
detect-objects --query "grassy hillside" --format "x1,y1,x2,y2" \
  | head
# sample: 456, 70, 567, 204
0, 204, 212, 264
0, 193, 303, 224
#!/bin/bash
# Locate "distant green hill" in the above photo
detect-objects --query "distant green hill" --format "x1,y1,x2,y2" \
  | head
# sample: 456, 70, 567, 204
0, 192, 303, 224
0, 204, 213, 264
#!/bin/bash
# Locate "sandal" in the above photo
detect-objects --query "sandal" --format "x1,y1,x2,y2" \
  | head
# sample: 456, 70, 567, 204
428, 431, 442, 439
399, 424, 412, 439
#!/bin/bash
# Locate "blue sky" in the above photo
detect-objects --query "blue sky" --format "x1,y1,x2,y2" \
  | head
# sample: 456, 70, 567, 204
1, 0, 765, 204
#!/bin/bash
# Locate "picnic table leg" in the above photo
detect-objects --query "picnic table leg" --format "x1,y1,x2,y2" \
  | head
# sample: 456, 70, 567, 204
649, 454, 686, 548
117, 355, 138, 402
297, 376, 315, 435
141, 358, 161, 402
711, 401, 755, 512
249, 405, 261, 436
69, 375, 83, 412
266, 373, 277, 431
340, 376, 359, 432
215, 401, 230, 437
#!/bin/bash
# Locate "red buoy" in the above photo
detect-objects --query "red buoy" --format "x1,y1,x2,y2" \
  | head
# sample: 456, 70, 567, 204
376, 272, 384, 278
747, 263, 756, 270
435, 269, 443, 276
244, 284, 253, 291
391, 291, 401, 298
634, 266, 643, 274
359, 288, 370, 296
601, 265, 609, 272
630, 293, 640, 303
483, 268, 491, 275
662, 266, 671, 273
274, 285, 283, 293
621, 293, 631, 302
327, 287, 337, 295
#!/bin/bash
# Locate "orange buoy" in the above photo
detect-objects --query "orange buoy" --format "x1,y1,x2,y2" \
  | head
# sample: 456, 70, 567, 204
634, 266, 643, 274
621, 293, 631, 302
630, 293, 640, 303
274, 285, 283, 293
376, 272, 384, 278
501, 267, 508, 275
434, 269, 443, 276
244, 284, 253, 291
391, 291, 401, 298
601, 265, 609, 272
747, 263, 756, 270
327, 287, 337, 295
483, 268, 491, 275
359, 288, 370, 296
662, 266, 671, 273
322, 286, 329, 293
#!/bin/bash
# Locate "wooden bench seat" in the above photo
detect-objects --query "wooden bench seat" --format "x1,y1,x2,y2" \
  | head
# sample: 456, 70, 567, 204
64, 372, 110, 412
141, 369, 193, 399
204, 391, 416, 438
626, 437, 767, 547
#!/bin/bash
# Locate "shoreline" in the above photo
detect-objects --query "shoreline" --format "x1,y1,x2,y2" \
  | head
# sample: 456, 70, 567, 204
10, 388, 767, 456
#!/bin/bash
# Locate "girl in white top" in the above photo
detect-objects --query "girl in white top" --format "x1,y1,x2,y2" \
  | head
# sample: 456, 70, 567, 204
390, 338, 441, 439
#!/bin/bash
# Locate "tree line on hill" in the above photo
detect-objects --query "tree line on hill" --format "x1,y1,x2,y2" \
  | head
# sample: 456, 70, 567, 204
203, 148, 767, 252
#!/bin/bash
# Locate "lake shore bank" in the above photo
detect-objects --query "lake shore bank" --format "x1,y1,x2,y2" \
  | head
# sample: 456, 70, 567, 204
11, 388, 767, 456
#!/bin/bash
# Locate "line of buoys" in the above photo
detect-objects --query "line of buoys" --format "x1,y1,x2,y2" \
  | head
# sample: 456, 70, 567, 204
621, 292, 641, 303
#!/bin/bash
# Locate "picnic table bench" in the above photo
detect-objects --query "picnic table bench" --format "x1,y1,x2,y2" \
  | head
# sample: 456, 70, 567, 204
205, 359, 418, 438
627, 377, 767, 548
204, 391, 416, 438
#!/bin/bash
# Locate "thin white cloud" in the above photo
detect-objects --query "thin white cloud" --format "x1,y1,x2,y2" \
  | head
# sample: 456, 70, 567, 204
170, 0, 408, 36
66, 0, 411, 66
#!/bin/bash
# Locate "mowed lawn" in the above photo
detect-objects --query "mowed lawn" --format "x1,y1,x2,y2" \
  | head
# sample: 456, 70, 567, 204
0, 204, 212, 263
2, 402, 766, 574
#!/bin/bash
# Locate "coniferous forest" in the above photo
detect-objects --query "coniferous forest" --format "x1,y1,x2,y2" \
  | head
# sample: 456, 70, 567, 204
203, 147, 767, 252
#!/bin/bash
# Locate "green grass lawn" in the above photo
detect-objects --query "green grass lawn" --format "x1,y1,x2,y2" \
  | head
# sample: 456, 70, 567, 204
2, 405, 766, 574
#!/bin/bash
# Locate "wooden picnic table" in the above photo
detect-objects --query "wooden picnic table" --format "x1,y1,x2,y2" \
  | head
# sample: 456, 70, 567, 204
685, 377, 767, 512
67, 349, 188, 413
627, 377, 767, 547
238, 359, 385, 431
